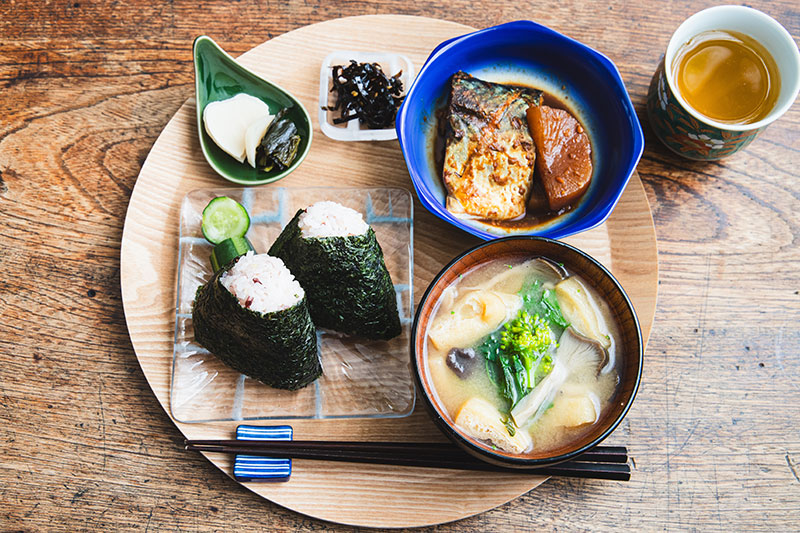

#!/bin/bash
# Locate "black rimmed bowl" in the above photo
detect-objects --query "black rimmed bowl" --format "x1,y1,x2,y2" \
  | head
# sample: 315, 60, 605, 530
411, 236, 643, 468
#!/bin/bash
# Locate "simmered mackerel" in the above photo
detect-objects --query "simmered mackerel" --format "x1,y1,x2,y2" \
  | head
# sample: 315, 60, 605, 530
443, 72, 541, 220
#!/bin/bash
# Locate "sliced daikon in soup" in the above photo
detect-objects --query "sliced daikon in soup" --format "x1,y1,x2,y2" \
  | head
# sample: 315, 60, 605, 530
540, 388, 600, 428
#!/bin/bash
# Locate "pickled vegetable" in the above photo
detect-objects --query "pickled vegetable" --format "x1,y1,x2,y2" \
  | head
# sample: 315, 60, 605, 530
256, 109, 301, 172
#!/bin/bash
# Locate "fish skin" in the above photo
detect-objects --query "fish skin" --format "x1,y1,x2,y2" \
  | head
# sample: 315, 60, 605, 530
443, 71, 541, 221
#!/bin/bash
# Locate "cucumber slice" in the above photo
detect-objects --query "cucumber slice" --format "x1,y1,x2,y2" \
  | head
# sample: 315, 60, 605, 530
201, 196, 250, 244
210, 236, 255, 272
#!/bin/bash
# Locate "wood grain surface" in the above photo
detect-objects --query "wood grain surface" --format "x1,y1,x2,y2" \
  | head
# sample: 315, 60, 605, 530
1, 1, 798, 531
120, 16, 656, 527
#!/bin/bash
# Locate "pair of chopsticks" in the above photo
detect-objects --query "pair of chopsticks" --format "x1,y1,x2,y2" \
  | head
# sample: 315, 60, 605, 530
185, 439, 631, 480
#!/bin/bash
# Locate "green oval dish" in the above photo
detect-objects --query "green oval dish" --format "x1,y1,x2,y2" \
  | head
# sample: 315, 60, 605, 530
193, 35, 313, 185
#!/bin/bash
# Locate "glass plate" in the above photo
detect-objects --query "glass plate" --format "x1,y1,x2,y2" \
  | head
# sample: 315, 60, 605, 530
171, 186, 415, 423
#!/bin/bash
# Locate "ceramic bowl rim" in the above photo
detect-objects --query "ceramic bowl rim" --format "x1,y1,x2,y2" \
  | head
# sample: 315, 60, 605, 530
410, 235, 644, 468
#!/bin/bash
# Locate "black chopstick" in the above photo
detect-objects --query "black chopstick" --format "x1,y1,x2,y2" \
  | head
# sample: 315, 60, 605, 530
185, 440, 627, 463
184, 440, 631, 481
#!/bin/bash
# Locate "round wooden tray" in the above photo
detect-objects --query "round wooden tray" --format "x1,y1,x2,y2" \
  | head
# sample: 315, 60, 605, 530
120, 15, 658, 528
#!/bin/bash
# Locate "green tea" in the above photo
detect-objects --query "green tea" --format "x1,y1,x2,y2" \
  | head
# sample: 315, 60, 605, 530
673, 30, 780, 125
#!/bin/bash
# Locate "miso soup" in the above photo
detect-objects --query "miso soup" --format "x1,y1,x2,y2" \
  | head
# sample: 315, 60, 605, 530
423, 256, 621, 454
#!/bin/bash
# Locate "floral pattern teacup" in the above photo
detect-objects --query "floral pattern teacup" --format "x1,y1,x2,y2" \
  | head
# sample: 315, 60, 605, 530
646, 6, 800, 161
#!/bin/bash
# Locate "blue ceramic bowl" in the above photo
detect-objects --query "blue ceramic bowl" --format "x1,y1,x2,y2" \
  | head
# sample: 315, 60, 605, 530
396, 20, 644, 240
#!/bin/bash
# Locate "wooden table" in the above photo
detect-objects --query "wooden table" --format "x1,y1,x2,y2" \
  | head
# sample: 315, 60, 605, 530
1, 1, 798, 530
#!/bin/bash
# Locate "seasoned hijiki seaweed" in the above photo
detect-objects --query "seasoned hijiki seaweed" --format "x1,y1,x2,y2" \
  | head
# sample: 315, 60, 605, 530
327, 60, 404, 129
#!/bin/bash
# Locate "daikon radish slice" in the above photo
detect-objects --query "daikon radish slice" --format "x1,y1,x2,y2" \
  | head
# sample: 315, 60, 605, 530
203, 94, 271, 163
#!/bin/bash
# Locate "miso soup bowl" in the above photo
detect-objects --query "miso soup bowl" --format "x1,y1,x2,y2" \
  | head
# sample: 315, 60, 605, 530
411, 236, 643, 468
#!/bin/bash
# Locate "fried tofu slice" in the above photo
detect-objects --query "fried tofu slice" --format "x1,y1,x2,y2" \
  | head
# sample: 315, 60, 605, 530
455, 397, 532, 454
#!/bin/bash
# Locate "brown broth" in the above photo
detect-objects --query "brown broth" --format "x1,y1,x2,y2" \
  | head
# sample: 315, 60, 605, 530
432, 83, 592, 230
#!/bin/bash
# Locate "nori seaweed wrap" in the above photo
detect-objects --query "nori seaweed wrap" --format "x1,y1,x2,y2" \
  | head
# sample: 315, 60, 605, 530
192, 253, 321, 390
268, 203, 401, 340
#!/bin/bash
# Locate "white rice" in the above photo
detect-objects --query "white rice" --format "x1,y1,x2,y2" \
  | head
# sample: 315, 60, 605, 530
220, 252, 303, 314
298, 201, 369, 238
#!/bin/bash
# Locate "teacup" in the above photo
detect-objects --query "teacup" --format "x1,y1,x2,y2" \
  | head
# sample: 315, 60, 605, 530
647, 6, 800, 161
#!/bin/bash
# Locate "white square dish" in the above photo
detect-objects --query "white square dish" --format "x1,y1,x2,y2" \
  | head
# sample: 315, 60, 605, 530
318, 51, 414, 141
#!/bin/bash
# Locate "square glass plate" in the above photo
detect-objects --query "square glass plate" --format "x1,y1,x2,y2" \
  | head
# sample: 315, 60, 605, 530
171, 186, 415, 423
